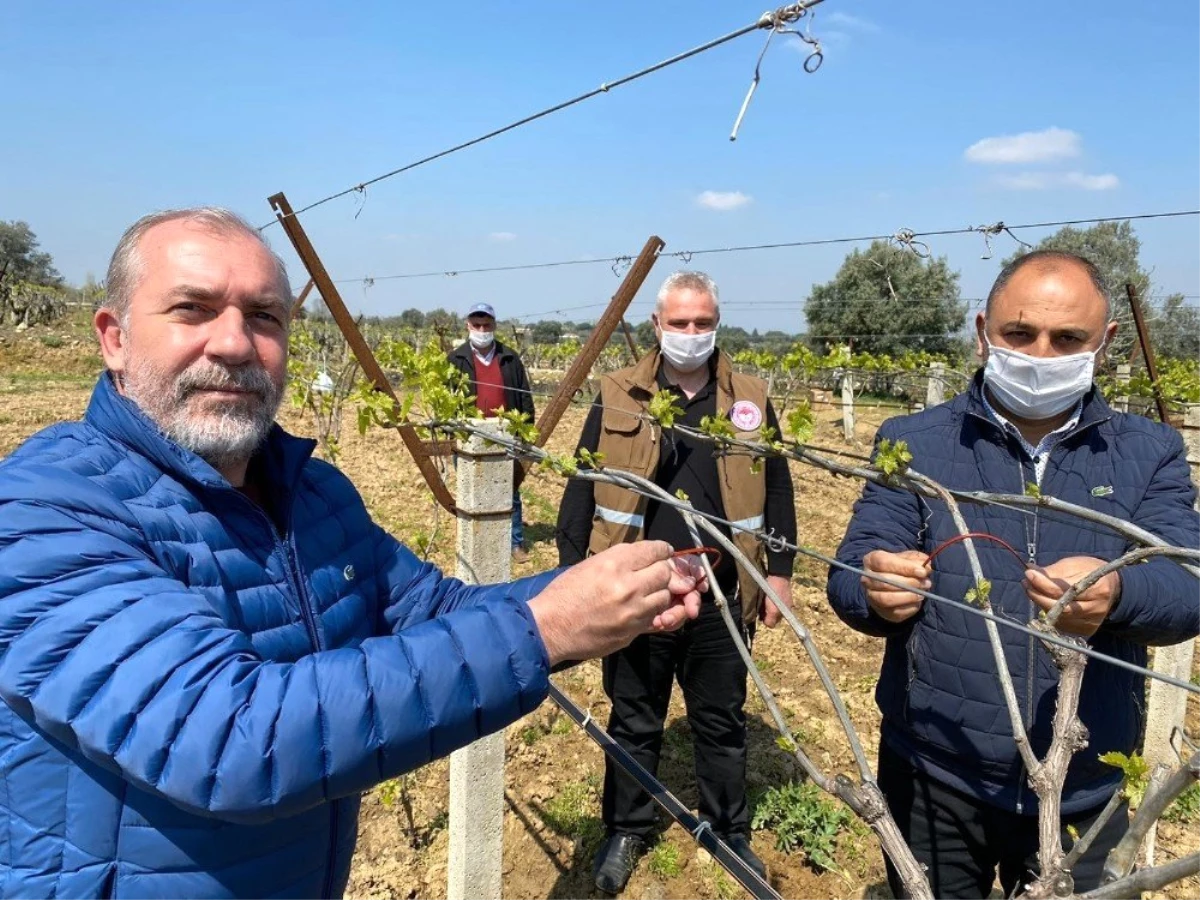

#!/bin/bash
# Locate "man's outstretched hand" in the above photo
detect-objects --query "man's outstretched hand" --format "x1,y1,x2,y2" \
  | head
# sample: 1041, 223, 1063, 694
530, 542, 706, 666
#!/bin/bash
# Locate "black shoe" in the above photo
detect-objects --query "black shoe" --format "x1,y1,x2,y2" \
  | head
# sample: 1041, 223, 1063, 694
593, 833, 645, 894
720, 832, 767, 881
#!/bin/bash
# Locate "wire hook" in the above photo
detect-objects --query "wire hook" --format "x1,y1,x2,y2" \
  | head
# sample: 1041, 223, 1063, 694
890, 228, 931, 259
732, 7, 822, 141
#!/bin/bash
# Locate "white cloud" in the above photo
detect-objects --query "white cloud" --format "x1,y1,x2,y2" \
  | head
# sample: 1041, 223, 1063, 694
993, 172, 1053, 190
1063, 171, 1120, 190
696, 190, 752, 211
994, 170, 1120, 191
487, 231, 517, 242
965, 127, 1081, 164
822, 11, 880, 32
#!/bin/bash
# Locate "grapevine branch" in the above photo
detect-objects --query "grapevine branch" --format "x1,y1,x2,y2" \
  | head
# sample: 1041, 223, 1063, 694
1046, 546, 1200, 627
670, 498, 929, 898
446, 425, 936, 898
908, 470, 1042, 777
1101, 751, 1200, 885
661, 411, 1198, 899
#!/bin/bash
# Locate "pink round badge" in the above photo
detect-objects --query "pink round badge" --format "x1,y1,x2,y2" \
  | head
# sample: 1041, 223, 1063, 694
729, 400, 763, 431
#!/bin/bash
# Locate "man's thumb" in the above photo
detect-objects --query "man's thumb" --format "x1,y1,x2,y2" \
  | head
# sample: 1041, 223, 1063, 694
625, 540, 673, 567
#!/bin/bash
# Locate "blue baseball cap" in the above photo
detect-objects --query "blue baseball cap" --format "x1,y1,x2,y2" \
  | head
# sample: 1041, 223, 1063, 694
466, 302, 496, 319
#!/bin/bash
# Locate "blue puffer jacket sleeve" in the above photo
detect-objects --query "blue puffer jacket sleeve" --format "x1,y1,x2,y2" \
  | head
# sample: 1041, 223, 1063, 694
1102, 428, 1200, 645
372, 525, 560, 634
827, 421, 926, 638
0, 467, 550, 827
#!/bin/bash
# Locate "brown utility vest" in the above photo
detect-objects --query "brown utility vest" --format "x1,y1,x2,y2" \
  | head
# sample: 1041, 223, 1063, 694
587, 348, 771, 624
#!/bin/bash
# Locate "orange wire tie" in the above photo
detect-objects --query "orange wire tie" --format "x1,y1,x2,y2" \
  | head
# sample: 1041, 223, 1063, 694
671, 546, 724, 571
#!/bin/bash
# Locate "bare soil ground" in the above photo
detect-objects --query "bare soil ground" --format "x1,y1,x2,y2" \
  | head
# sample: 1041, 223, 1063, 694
0, 320, 1195, 900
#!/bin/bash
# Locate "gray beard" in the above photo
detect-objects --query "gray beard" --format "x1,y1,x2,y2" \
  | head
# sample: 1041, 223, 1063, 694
122, 350, 284, 475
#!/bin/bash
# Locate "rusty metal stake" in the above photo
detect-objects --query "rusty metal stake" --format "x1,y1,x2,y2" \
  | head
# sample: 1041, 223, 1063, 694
291, 278, 316, 320
268, 192, 457, 513
512, 235, 663, 487
1126, 283, 1173, 425
523, 235, 663, 468
619, 318, 640, 365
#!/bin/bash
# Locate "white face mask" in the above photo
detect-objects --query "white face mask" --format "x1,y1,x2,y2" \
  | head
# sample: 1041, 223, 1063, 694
983, 337, 1101, 420
659, 329, 716, 373
468, 330, 495, 351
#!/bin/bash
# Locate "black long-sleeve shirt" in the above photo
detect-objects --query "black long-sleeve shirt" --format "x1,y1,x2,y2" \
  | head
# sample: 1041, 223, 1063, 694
555, 367, 797, 587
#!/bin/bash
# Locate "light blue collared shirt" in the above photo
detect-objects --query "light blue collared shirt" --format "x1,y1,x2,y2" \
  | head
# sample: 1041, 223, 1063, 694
980, 388, 1083, 485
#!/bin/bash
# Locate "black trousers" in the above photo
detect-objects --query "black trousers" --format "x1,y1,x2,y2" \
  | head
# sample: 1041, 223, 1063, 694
877, 741, 1129, 899
601, 592, 749, 839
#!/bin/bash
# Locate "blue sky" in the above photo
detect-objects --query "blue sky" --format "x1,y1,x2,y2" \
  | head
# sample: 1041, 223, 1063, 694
3, 1, 1197, 333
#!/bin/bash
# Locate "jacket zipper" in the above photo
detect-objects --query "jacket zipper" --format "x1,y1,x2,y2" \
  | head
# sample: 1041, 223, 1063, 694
283, 533, 322, 652
279, 530, 341, 899
229, 489, 336, 894
1012, 449, 1040, 815
283, 528, 341, 898
969, 403, 1111, 815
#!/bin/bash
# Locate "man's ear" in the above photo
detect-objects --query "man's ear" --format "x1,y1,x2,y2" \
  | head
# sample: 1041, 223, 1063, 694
974, 312, 988, 361
94, 307, 128, 382
1099, 320, 1119, 363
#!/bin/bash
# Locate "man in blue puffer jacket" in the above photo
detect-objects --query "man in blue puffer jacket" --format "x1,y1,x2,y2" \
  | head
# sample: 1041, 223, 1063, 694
828, 251, 1199, 898
0, 208, 707, 899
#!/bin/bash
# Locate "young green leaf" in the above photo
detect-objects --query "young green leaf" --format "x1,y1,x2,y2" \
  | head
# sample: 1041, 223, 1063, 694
699, 414, 736, 441
498, 409, 538, 444
874, 438, 914, 479
785, 403, 815, 444
964, 578, 991, 607
647, 390, 685, 429
1099, 751, 1150, 804
541, 453, 578, 477
576, 447, 605, 470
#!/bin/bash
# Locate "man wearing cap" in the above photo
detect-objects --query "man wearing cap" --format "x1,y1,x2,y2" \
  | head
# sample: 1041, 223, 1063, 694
556, 271, 798, 892
448, 303, 536, 560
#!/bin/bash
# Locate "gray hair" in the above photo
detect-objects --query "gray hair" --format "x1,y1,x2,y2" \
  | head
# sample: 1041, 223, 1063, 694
655, 270, 721, 316
104, 207, 293, 323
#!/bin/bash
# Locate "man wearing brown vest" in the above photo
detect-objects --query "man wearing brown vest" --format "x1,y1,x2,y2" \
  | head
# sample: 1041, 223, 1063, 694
556, 271, 797, 893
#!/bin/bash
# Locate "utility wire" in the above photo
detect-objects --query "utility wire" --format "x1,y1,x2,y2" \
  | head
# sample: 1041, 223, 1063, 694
333, 209, 1200, 286
260, 1, 825, 230
554, 458, 1200, 695
418, 418, 1200, 694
